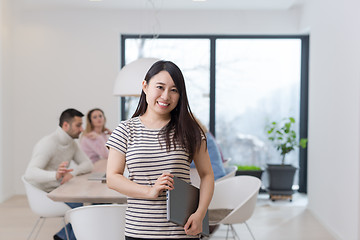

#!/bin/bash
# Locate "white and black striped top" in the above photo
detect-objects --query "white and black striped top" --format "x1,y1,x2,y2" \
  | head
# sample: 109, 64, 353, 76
106, 117, 195, 239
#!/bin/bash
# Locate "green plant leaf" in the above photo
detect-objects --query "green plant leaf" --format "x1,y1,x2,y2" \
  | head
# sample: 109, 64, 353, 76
300, 138, 308, 148
236, 165, 261, 171
266, 117, 306, 163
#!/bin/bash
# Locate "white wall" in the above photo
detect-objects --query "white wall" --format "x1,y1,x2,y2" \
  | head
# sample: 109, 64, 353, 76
1, 4, 302, 198
0, 0, 3, 202
300, 0, 360, 239
0, 0, 15, 203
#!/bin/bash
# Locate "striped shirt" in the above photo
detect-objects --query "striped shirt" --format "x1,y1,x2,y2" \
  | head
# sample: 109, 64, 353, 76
106, 117, 196, 239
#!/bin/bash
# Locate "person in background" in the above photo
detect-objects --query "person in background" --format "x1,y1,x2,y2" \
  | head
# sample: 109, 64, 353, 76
106, 60, 214, 239
80, 108, 110, 163
191, 119, 226, 180
25, 108, 93, 240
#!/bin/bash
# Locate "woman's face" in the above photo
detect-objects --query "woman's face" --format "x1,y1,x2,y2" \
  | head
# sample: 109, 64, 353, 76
90, 110, 105, 128
142, 70, 180, 117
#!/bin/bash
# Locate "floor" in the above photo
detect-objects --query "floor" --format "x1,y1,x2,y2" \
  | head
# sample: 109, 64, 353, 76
0, 193, 336, 240
210, 193, 336, 240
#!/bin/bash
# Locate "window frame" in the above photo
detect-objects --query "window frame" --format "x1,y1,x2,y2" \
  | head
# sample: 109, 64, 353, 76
120, 34, 309, 192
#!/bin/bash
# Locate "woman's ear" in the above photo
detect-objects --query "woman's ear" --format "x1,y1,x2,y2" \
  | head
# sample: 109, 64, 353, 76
142, 80, 148, 94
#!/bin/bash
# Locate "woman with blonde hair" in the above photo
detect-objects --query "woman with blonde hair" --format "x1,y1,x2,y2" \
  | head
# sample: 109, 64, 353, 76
80, 108, 110, 163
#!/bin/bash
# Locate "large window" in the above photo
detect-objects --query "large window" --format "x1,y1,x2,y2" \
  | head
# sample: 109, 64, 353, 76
121, 35, 309, 192
122, 38, 210, 127
216, 39, 301, 166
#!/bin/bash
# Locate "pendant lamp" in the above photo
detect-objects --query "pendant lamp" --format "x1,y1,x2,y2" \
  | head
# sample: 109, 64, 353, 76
113, 58, 160, 96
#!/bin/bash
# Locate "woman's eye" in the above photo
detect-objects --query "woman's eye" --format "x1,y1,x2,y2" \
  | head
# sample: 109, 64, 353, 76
171, 89, 178, 93
157, 86, 163, 89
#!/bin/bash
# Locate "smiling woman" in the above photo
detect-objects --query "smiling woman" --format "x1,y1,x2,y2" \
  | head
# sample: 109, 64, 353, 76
141, 71, 180, 126
106, 60, 215, 239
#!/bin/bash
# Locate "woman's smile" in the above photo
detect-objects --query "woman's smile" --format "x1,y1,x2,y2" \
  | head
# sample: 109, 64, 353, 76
157, 101, 170, 107
142, 70, 180, 116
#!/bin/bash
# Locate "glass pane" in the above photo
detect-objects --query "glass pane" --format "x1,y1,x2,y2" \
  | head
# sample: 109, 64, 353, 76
124, 38, 210, 128
215, 39, 302, 185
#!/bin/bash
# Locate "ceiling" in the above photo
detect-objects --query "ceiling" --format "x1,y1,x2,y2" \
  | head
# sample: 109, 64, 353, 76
20, 0, 304, 11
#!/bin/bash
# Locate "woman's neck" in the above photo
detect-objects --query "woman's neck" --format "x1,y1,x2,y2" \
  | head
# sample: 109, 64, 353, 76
140, 112, 170, 129
93, 126, 103, 134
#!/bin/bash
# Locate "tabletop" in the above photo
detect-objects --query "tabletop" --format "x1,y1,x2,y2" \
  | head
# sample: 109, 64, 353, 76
47, 159, 127, 204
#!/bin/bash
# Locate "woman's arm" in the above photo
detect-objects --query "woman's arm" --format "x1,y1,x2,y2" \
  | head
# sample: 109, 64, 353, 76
106, 148, 174, 199
184, 140, 215, 236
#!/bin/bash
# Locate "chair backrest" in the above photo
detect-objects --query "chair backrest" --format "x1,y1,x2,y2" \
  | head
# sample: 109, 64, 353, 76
190, 165, 237, 188
209, 175, 261, 224
65, 204, 127, 240
190, 168, 201, 188
22, 175, 70, 218
216, 165, 237, 182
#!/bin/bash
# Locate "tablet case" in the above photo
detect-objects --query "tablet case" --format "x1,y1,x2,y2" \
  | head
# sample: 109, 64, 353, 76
166, 176, 209, 236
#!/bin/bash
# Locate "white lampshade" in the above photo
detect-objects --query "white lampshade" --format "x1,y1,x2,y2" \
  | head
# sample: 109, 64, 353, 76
113, 58, 160, 96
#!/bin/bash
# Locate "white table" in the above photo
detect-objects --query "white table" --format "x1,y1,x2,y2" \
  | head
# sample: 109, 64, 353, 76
47, 160, 127, 204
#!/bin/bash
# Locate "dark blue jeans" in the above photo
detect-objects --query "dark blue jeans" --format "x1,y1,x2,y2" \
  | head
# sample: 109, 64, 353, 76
54, 202, 83, 240
125, 237, 200, 240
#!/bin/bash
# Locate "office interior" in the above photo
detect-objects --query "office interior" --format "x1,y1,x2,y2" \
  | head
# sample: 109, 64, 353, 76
0, 0, 359, 239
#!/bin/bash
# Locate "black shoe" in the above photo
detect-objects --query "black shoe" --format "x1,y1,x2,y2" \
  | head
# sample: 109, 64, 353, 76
209, 224, 220, 234
53, 235, 63, 240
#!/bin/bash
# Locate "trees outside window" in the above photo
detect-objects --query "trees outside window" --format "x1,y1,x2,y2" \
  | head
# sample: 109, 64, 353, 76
121, 35, 308, 191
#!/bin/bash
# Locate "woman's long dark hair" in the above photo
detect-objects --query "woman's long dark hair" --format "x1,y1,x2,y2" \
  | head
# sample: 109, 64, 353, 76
132, 60, 205, 160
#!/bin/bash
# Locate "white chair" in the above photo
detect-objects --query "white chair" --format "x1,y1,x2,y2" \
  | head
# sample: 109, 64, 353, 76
190, 165, 237, 188
208, 175, 261, 240
65, 204, 127, 240
216, 165, 237, 182
22, 176, 71, 240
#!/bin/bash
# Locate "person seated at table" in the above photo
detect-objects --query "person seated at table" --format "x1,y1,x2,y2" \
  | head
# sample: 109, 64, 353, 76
80, 108, 111, 163
25, 108, 93, 240
190, 119, 226, 180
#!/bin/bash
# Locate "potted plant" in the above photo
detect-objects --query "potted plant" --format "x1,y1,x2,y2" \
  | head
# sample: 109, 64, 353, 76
265, 117, 308, 201
235, 165, 265, 192
235, 165, 263, 180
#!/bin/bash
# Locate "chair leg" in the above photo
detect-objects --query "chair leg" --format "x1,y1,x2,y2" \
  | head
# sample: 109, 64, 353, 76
225, 225, 230, 240
224, 224, 238, 240
27, 217, 40, 240
223, 223, 254, 240
244, 221, 256, 240
230, 224, 240, 240
63, 218, 70, 240
27, 217, 45, 240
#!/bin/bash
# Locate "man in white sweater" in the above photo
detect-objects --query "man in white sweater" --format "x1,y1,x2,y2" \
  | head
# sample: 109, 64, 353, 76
25, 108, 93, 240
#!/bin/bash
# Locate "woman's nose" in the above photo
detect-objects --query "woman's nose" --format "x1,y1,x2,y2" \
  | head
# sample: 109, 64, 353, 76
162, 90, 170, 100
